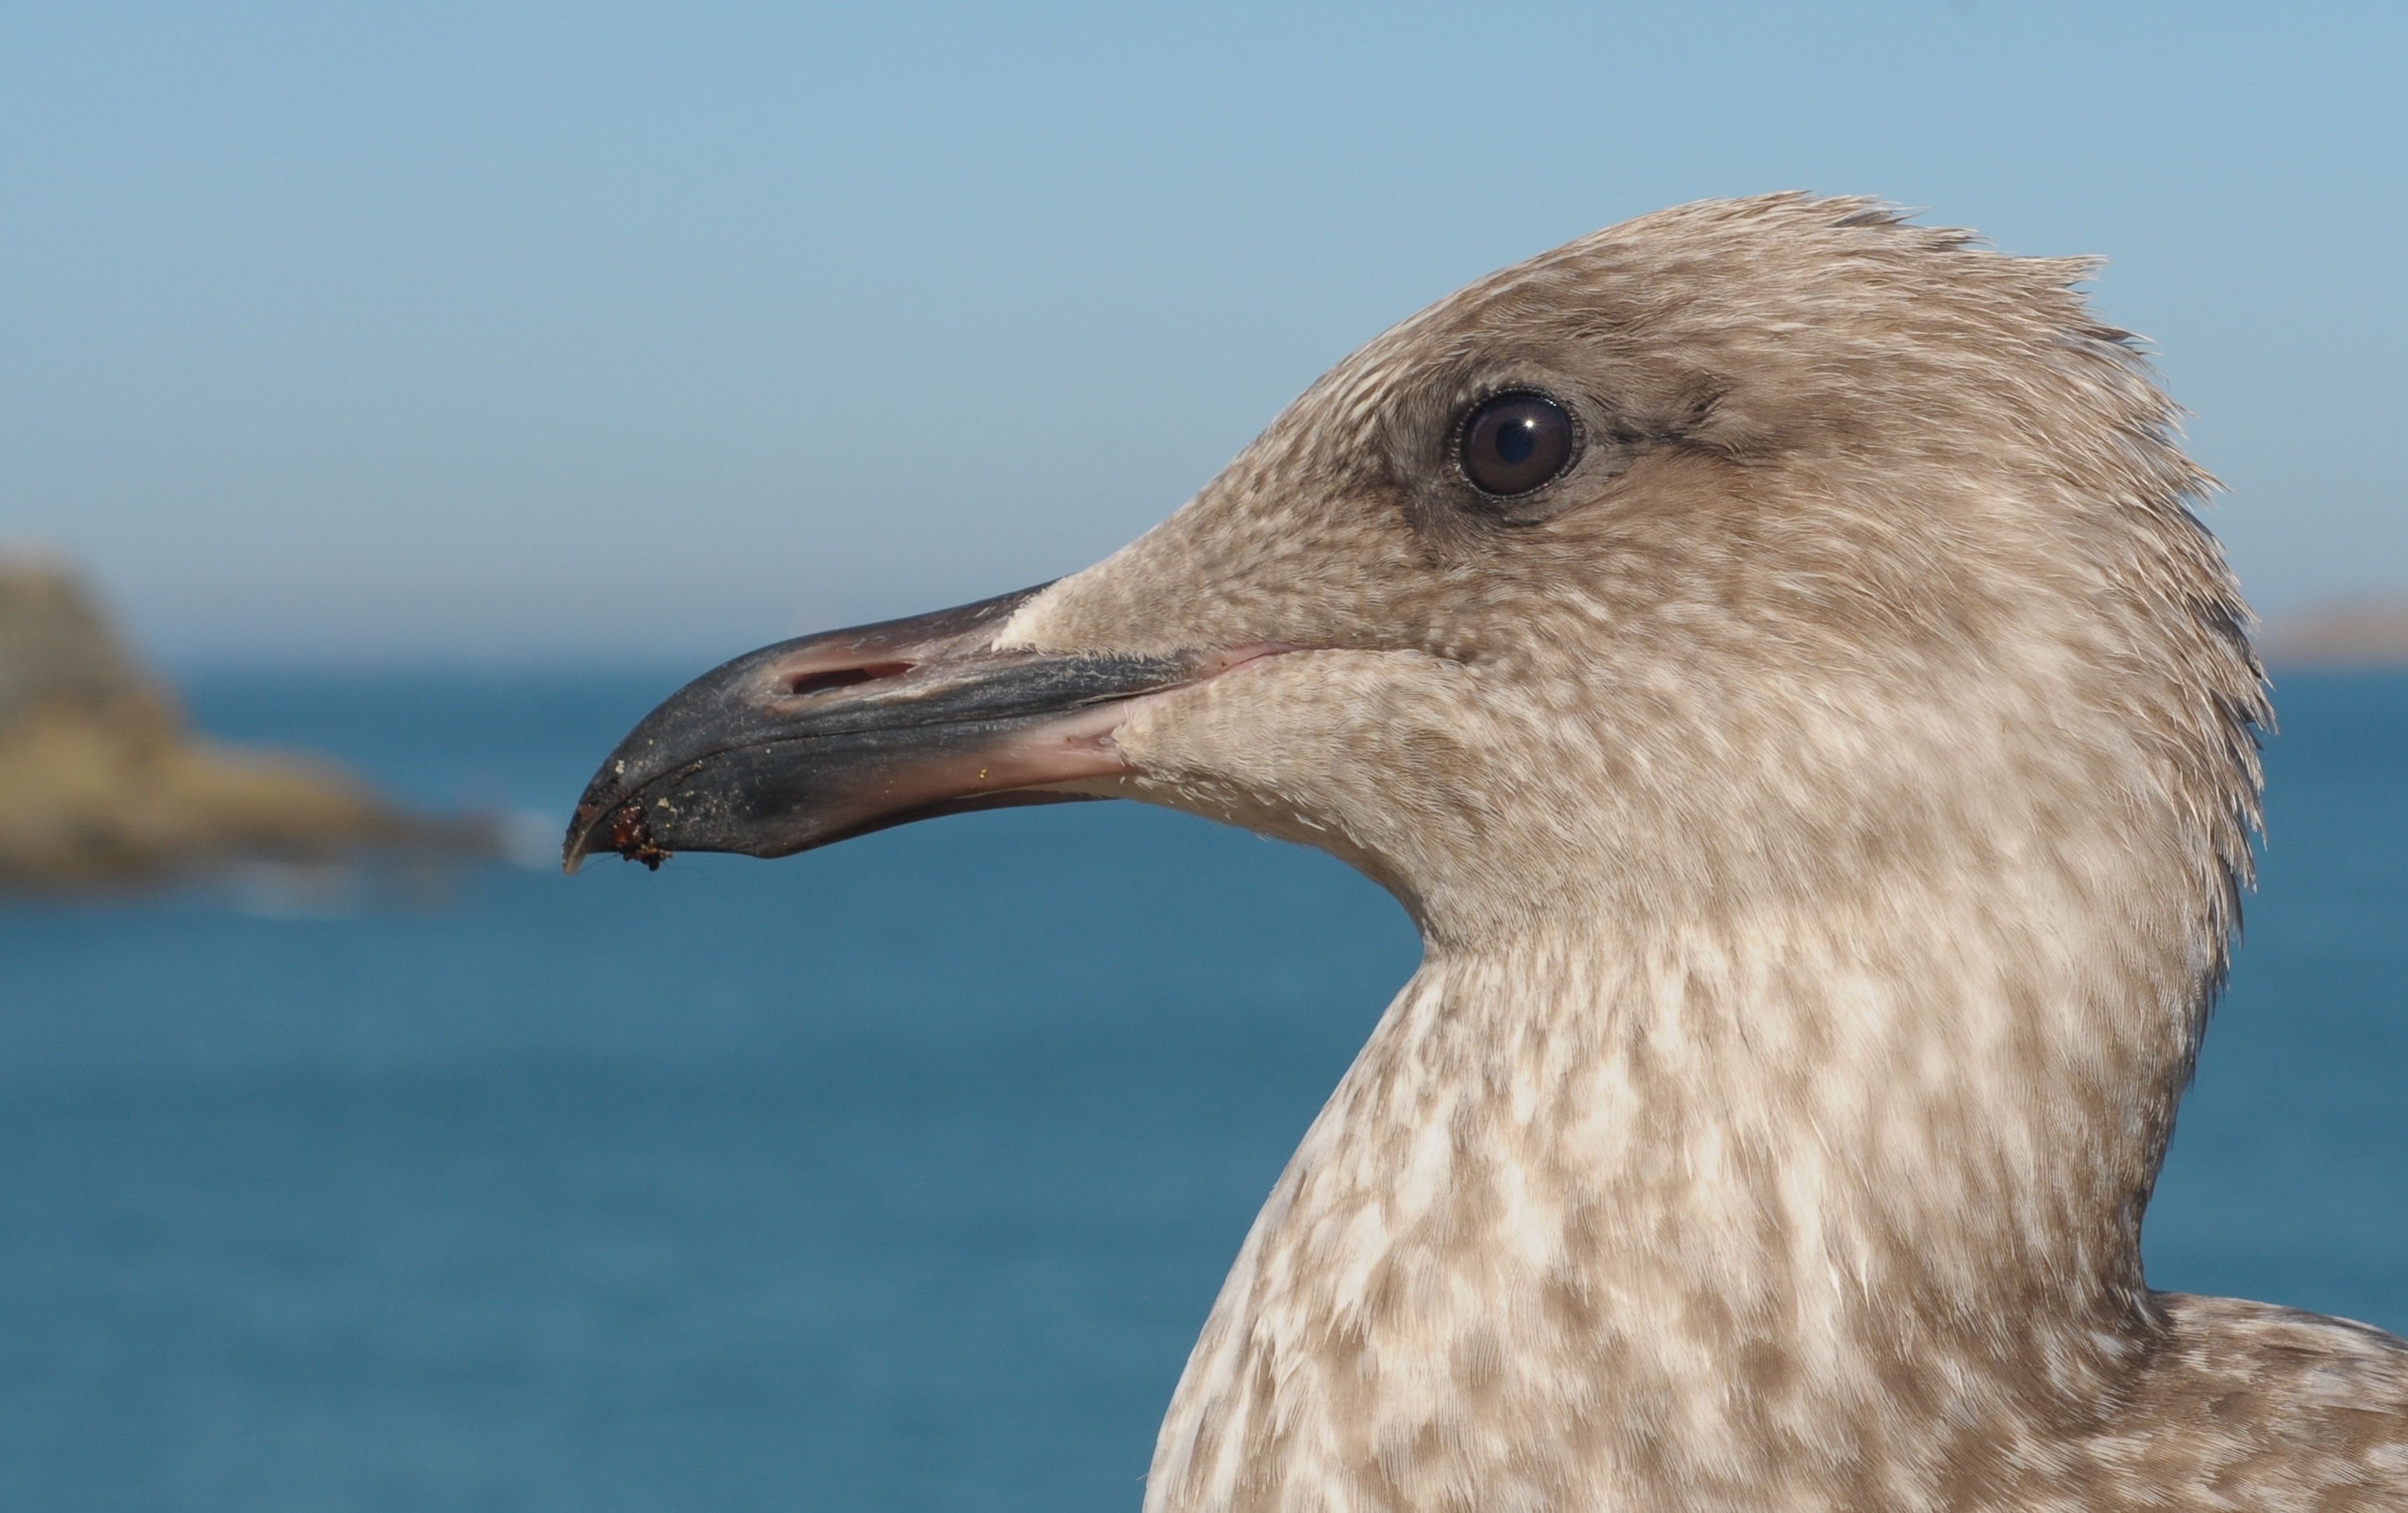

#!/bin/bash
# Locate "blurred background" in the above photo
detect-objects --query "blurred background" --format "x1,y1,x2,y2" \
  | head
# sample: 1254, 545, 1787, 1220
2, 2, 2402, 1509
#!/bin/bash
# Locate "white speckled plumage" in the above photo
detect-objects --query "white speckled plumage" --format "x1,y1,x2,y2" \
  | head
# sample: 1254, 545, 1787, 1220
984, 194, 2408, 1509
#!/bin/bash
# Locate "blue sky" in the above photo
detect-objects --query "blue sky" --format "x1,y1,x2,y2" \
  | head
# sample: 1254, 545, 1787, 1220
2, 2, 2401, 664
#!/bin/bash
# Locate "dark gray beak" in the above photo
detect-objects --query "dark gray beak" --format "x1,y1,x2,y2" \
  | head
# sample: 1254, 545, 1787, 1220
561, 585, 1220, 871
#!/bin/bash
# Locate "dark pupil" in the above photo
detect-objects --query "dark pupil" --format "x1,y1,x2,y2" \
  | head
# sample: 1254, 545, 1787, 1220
1459, 392, 1575, 497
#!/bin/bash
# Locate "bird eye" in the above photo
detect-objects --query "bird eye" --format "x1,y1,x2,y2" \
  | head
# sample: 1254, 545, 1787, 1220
1457, 391, 1579, 498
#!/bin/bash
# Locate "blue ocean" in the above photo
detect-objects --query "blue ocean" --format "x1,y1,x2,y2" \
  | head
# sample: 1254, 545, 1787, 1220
4, 670, 2402, 1511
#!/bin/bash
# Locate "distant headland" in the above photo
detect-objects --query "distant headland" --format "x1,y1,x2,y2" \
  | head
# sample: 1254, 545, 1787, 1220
0, 552, 491, 890
2260, 599, 2408, 672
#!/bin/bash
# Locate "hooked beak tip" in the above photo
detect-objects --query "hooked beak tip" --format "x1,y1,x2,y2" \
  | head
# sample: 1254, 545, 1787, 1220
561, 795, 673, 874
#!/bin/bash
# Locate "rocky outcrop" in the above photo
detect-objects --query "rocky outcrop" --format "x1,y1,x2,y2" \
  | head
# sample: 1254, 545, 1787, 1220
0, 554, 485, 889
2260, 599, 2408, 671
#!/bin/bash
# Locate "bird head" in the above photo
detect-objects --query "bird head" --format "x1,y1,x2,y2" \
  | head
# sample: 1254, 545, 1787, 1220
565, 194, 2263, 955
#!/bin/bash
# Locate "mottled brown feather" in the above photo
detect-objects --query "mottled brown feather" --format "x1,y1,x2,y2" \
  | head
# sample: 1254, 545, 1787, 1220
987, 194, 2406, 1510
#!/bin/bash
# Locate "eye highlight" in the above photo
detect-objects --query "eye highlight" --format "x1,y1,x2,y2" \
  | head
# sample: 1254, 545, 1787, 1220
1457, 391, 1579, 498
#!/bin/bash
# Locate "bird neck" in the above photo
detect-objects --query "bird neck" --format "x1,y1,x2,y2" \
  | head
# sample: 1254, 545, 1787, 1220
1385, 909, 2168, 1331
1149, 872, 2202, 1509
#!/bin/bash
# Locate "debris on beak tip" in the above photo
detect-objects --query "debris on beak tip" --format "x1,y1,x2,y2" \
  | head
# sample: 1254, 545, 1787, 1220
606, 802, 673, 871
561, 799, 674, 875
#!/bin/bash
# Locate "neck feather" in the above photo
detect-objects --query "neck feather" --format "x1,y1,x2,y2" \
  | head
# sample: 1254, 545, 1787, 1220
1146, 863, 2211, 1512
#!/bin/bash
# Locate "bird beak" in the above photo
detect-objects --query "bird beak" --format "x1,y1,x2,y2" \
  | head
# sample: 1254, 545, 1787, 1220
560, 585, 1256, 872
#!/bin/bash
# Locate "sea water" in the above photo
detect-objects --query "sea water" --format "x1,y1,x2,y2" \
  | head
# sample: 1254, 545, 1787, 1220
1, 671, 2401, 1511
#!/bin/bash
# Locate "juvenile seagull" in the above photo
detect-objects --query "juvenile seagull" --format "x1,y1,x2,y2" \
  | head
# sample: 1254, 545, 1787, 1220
566, 194, 2408, 1511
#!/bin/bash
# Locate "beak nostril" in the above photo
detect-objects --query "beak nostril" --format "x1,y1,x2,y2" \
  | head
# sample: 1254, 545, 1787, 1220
782, 661, 915, 698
